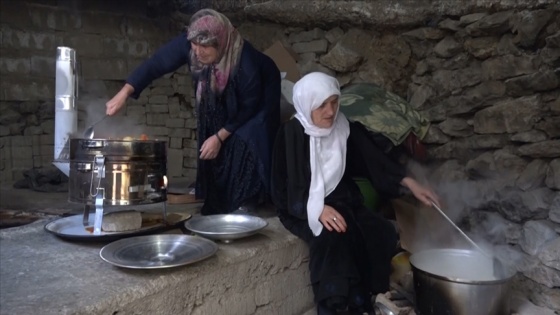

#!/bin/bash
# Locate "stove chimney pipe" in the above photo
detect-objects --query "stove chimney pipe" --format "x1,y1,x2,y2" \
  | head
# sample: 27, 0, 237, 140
53, 47, 78, 176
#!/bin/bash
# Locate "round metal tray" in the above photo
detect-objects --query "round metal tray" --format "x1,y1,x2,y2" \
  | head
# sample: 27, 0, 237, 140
99, 234, 218, 269
44, 212, 191, 242
184, 214, 268, 243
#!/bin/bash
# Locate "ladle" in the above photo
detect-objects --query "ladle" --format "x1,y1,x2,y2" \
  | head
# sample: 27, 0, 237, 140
83, 115, 107, 139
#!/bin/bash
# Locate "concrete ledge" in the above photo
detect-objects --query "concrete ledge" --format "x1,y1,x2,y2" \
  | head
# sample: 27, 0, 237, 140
0, 213, 314, 315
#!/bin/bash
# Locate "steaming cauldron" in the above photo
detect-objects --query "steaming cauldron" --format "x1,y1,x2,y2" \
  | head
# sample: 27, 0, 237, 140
68, 138, 167, 205
409, 248, 515, 315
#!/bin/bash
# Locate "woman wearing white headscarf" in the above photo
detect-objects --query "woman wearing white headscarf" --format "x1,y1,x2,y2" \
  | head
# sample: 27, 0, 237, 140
271, 72, 438, 314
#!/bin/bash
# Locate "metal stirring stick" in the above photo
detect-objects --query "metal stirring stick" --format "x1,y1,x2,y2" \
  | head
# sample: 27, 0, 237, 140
431, 201, 487, 254
83, 115, 107, 139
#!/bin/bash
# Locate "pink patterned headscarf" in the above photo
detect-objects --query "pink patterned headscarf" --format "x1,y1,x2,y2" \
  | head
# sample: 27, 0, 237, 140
187, 9, 243, 103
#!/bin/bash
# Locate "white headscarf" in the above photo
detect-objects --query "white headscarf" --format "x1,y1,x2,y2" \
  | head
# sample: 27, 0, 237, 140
292, 72, 350, 236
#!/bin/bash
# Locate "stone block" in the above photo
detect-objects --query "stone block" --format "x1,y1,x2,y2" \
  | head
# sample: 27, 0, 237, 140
146, 126, 169, 137
185, 118, 197, 129
473, 95, 541, 134
0, 146, 12, 162
146, 114, 168, 126
31, 55, 55, 77
2, 28, 56, 51
167, 149, 184, 178
10, 135, 33, 147
181, 167, 197, 180
183, 139, 198, 150
127, 40, 149, 58
125, 16, 163, 39
289, 28, 326, 43
150, 86, 175, 95
63, 34, 104, 57
28, 4, 81, 31
0, 2, 34, 29
183, 157, 197, 168
80, 58, 127, 80
81, 11, 124, 36
148, 97, 169, 106
0, 56, 31, 75
166, 119, 185, 128
292, 39, 328, 54
39, 134, 54, 145
103, 37, 127, 56
169, 137, 182, 149
40, 120, 55, 134
0, 126, 10, 137
169, 128, 189, 138
23, 126, 43, 136
12, 158, 33, 169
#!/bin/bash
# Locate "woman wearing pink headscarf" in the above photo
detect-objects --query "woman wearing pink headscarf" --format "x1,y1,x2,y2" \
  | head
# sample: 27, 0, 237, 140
107, 9, 281, 215
271, 72, 438, 314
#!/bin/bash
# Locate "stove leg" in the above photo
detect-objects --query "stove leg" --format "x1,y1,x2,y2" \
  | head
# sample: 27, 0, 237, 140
162, 201, 168, 224
83, 204, 90, 226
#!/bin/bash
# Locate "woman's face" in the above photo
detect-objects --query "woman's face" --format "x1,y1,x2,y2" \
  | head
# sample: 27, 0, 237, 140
311, 95, 339, 129
191, 42, 219, 64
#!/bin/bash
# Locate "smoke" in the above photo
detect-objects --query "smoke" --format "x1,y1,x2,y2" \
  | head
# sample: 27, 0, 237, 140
77, 80, 146, 139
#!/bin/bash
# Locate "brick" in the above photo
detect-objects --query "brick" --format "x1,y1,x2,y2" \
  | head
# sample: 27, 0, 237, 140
40, 120, 55, 134
0, 57, 31, 75
169, 137, 182, 149
146, 126, 169, 136
81, 11, 124, 36
103, 37, 128, 56
167, 149, 183, 177
12, 158, 33, 168
150, 86, 175, 95
179, 111, 194, 119
181, 168, 197, 179
2, 28, 56, 51
0, 170, 14, 182
182, 147, 198, 158
146, 114, 168, 126
183, 157, 197, 168
12, 146, 33, 159
28, 4, 81, 31
166, 119, 185, 128
39, 134, 54, 145
0, 146, 12, 161
80, 58, 127, 80
63, 34, 104, 57
128, 40, 149, 58
169, 128, 189, 138
23, 126, 43, 136
0, 76, 54, 101
31, 55, 55, 77
183, 139, 198, 150
125, 16, 165, 39
185, 118, 197, 129
0, 2, 34, 29
147, 103, 168, 111
126, 112, 146, 125
151, 77, 172, 87
10, 136, 33, 147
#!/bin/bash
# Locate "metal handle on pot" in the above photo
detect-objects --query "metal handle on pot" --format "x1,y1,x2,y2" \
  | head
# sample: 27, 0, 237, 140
90, 155, 105, 197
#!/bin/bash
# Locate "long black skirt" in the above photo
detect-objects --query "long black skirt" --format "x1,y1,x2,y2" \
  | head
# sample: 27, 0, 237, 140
307, 205, 397, 305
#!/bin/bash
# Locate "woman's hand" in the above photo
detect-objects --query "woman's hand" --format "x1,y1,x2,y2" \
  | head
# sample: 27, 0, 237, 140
106, 84, 134, 116
199, 135, 222, 160
401, 177, 440, 207
319, 205, 347, 233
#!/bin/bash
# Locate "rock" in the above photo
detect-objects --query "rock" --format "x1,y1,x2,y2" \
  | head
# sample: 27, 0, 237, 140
493, 149, 528, 175
408, 84, 434, 109
431, 63, 482, 94
496, 34, 520, 56
481, 55, 537, 80
459, 13, 489, 26
422, 125, 450, 144
438, 118, 473, 137
466, 151, 496, 178
463, 36, 499, 59
465, 11, 514, 37
402, 27, 446, 40
511, 10, 554, 47
288, 27, 325, 43
0, 108, 21, 125
429, 160, 468, 182
291, 39, 328, 54
545, 159, 560, 190
545, 31, 560, 48
319, 42, 363, 72
539, 238, 560, 271
540, 46, 560, 67
505, 70, 560, 96
473, 95, 542, 134
446, 81, 506, 115
548, 97, 560, 113
518, 140, 560, 158
419, 104, 447, 122
462, 134, 510, 149
535, 116, 560, 138
324, 27, 344, 44
495, 188, 551, 223
297, 60, 335, 77
520, 220, 558, 256
433, 36, 463, 58
512, 275, 560, 311
524, 259, 560, 289
438, 18, 462, 32
510, 130, 549, 143
516, 159, 548, 191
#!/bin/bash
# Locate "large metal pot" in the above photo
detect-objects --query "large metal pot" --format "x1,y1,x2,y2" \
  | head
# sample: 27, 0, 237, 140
68, 138, 167, 205
409, 248, 515, 315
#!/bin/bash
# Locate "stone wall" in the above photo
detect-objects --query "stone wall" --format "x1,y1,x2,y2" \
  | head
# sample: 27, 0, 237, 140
236, 6, 559, 312
0, 0, 196, 182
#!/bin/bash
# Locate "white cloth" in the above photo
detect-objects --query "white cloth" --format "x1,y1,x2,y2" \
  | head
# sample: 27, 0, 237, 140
292, 72, 350, 236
